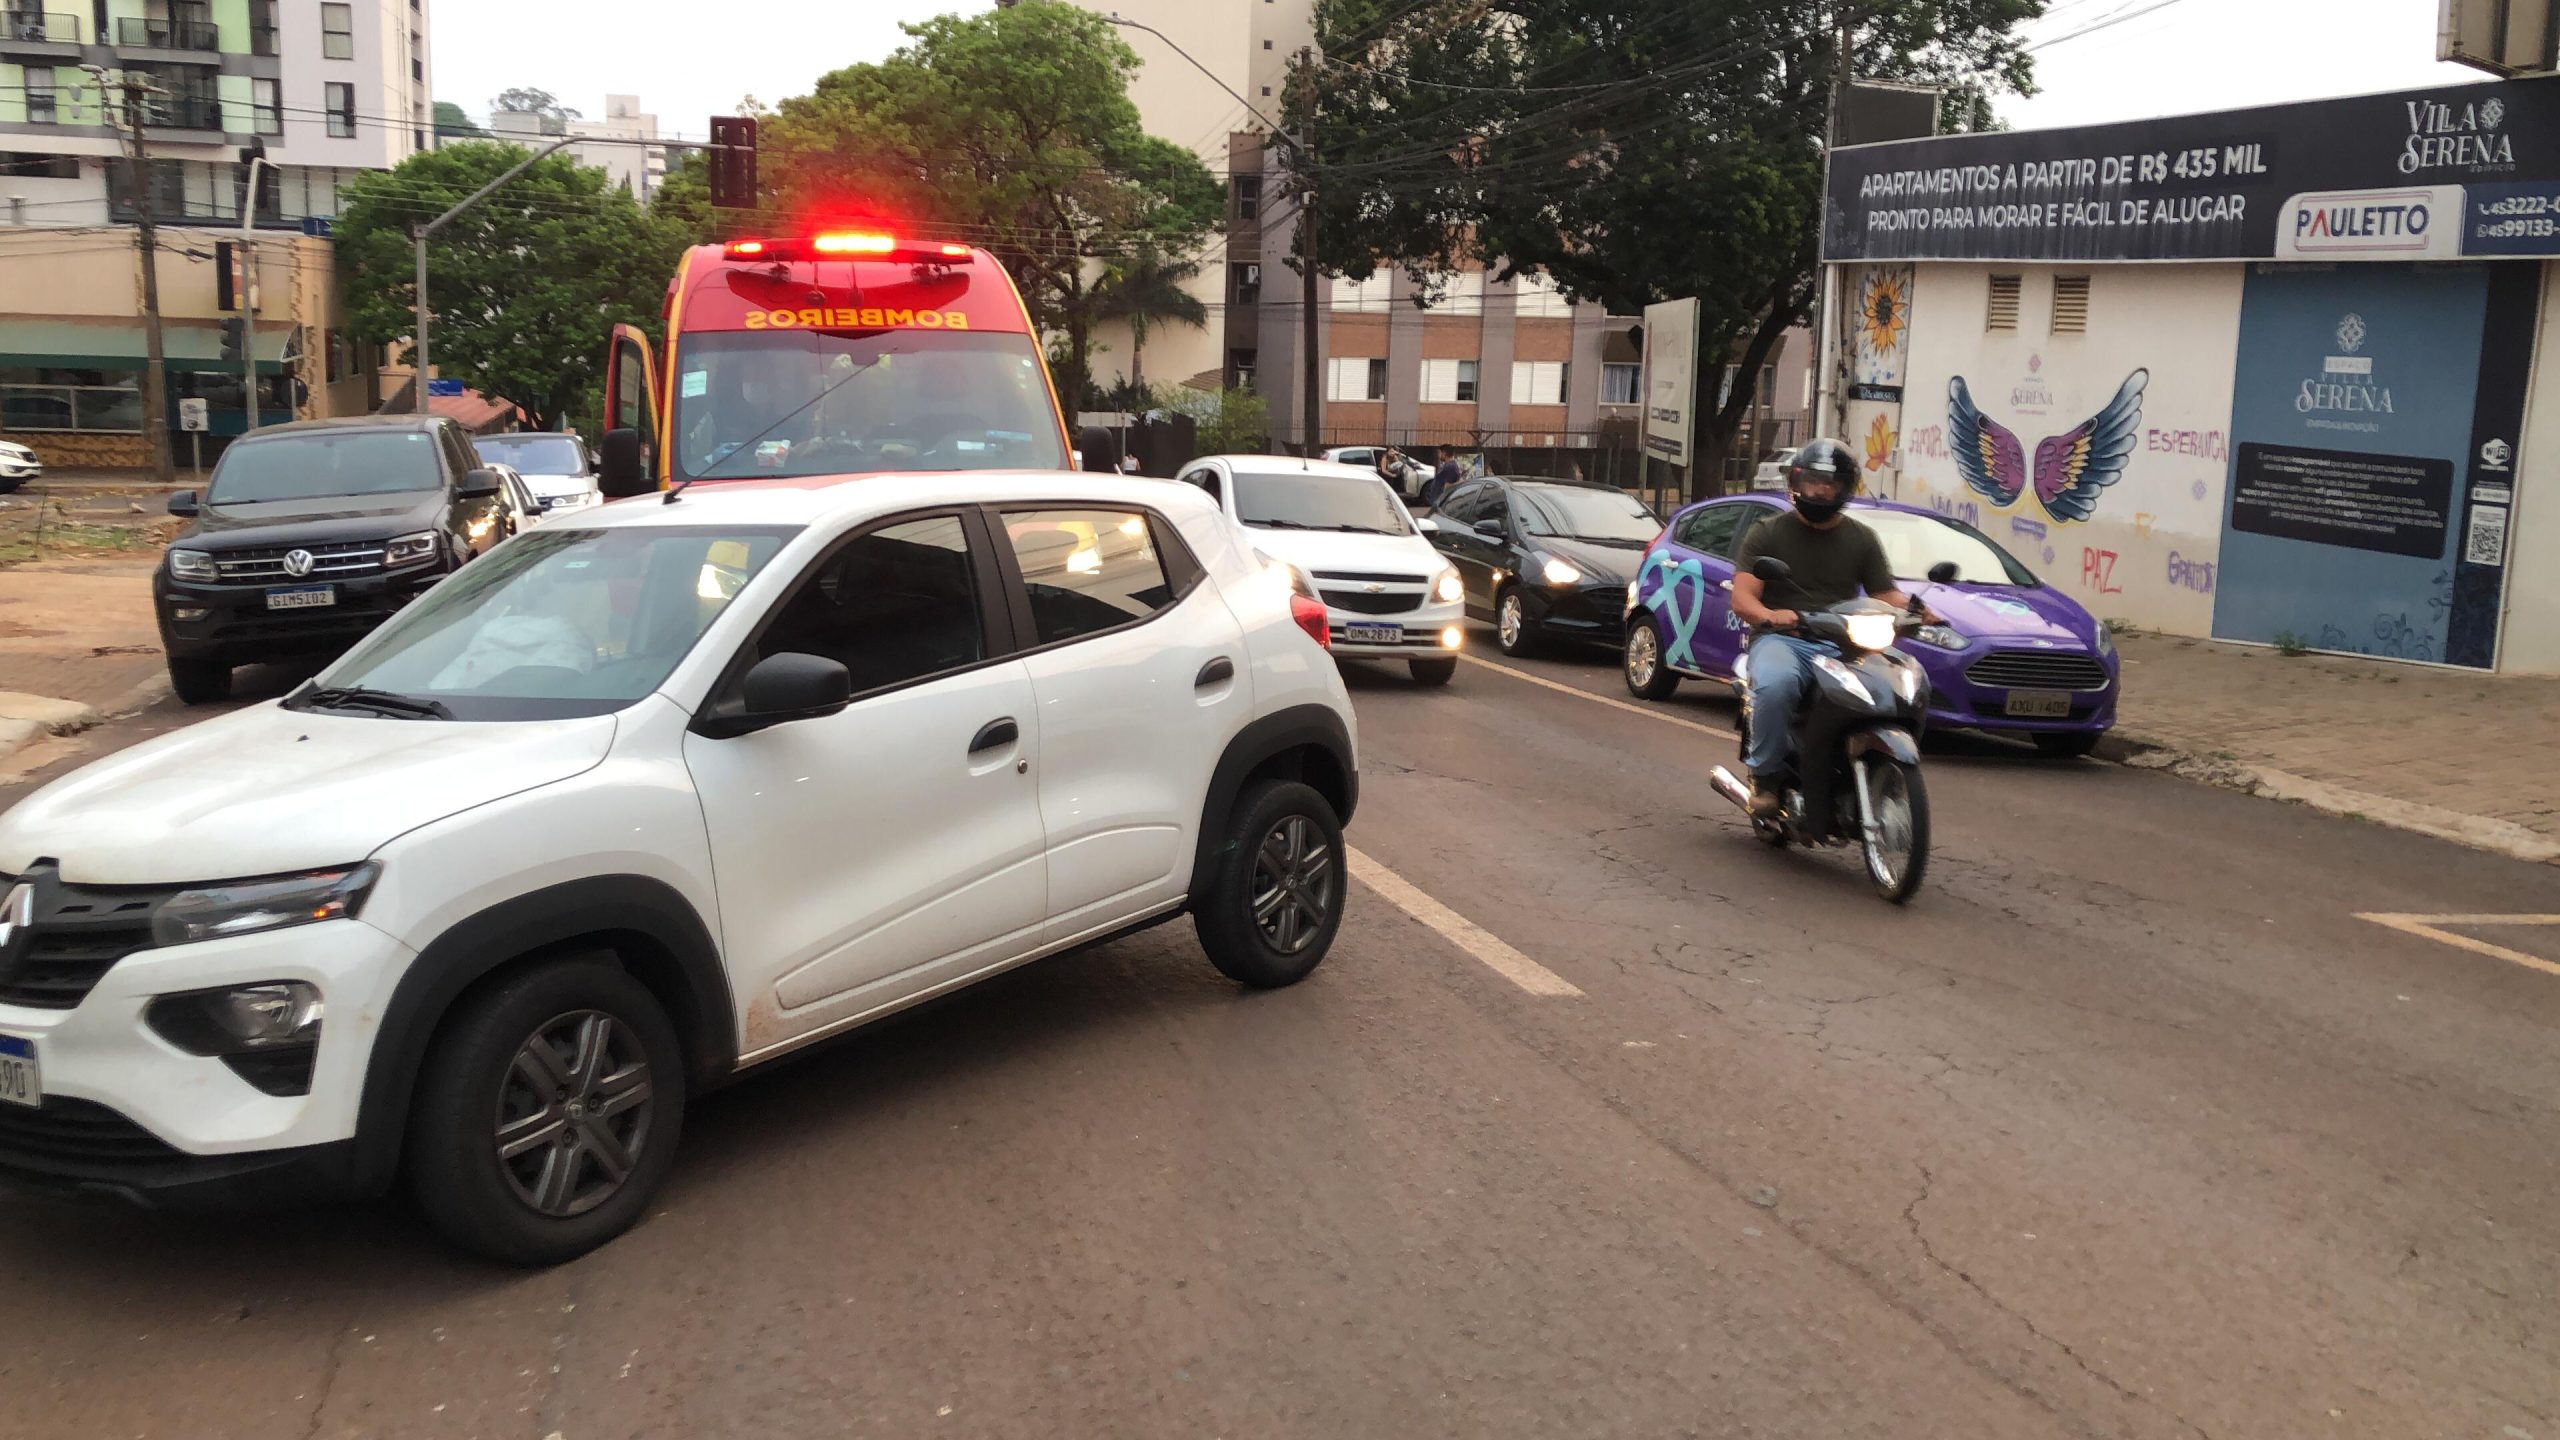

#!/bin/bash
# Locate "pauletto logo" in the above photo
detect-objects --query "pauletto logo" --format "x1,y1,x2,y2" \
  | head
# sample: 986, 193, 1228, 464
2401, 95, 2514, 174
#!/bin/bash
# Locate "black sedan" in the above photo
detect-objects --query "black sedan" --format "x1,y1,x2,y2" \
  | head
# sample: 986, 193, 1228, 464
1424, 476, 1661, 656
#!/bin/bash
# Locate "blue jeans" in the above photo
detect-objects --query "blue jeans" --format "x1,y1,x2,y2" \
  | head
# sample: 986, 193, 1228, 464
1743, 633, 1824, 780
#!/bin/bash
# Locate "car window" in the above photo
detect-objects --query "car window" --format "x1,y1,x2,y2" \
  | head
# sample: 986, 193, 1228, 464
1179, 466, 1223, 504
1675, 502, 1755, 557
1436, 483, 1484, 523
474, 435, 587, 476
1719, 504, 1781, 557
1859, 508, 2040, 586
1231, 468, 1411, 535
673, 328, 1065, 480
207, 430, 445, 504
442, 426, 477, 482
753, 515, 987, 696
1002, 508, 1178, 646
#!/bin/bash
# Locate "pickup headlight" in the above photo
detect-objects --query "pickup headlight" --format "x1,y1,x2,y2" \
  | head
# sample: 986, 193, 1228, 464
1539, 556, 1581, 587
1432, 565, 1463, 604
1909, 623, 1969, 651
383, 531, 440, 569
151, 862, 381, 946
168, 548, 217, 582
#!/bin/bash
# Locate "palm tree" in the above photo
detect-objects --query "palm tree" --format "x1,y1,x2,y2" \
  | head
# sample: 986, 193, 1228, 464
1090, 245, 1209, 395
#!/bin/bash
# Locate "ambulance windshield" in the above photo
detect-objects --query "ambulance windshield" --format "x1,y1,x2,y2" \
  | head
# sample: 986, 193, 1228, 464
672, 329, 1066, 480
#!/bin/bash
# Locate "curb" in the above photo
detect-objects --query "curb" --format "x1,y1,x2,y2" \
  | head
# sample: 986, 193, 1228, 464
2094, 732, 2560, 866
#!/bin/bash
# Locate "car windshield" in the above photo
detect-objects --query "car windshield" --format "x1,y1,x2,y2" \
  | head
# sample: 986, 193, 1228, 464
473, 435, 586, 476
207, 430, 443, 504
672, 329, 1064, 481
1515, 484, 1659, 545
305, 524, 799, 720
1860, 508, 2040, 586
1233, 469, 1412, 535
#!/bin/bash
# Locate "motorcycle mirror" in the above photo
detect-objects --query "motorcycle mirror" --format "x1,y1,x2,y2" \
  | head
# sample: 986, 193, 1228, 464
1926, 561, 1959, 583
1751, 556, 1793, 584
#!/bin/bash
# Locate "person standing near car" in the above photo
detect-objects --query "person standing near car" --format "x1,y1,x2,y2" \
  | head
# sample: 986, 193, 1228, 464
1424, 445, 1462, 508
1728, 438, 1933, 817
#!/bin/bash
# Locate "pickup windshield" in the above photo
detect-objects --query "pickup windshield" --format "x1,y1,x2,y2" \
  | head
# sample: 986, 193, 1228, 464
672, 329, 1064, 481
208, 430, 443, 504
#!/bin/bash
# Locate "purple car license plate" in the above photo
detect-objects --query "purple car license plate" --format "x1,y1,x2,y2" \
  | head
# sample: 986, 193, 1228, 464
2003, 690, 2072, 718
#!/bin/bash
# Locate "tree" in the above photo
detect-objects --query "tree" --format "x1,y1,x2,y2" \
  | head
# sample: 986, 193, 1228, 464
651, 147, 721, 247
1293, 0, 2040, 477
334, 141, 690, 429
1089, 244, 1209, 394
490, 86, 580, 135
1177, 386, 1271, 455
761, 2, 1222, 405
431, 101, 484, 142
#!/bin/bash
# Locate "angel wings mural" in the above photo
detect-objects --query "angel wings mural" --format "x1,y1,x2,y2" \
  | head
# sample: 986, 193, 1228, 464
1947, 369, 2148, 524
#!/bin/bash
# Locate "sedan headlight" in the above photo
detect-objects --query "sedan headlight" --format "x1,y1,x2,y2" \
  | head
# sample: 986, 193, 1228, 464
167, 548, 217, 582
1432, 565, 1463, 604
151, 862, 381, 947
1844, 612, 1899, 653
383, 530, 440, 569
1539, 556, 1582, 587
1909, 623, 1969, 651
2094, 622, 2115, 658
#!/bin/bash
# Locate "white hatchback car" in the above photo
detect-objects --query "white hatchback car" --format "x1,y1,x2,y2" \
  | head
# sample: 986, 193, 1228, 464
1176, 455, 1466, 685
0, 472, 1358, 1263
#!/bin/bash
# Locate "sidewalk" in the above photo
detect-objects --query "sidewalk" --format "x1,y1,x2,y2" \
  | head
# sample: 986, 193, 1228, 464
0, 554, 169, 759
2106, 632, 2560, 863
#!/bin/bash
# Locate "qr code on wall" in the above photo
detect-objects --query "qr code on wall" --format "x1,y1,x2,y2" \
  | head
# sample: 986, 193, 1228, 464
2465, 504, 2509, 567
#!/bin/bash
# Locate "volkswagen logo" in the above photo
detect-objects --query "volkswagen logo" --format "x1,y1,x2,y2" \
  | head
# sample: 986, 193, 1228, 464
281, 549, 316, 578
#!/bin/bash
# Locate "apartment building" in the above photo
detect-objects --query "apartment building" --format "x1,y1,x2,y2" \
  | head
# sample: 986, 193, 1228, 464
489, 92, 664, 202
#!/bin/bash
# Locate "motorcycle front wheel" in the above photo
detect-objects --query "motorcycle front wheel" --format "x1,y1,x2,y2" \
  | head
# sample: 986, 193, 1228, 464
1860, 757, 1929, 903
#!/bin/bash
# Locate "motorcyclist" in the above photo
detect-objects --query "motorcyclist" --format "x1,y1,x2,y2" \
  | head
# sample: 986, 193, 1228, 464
1728, 438, 1935, 818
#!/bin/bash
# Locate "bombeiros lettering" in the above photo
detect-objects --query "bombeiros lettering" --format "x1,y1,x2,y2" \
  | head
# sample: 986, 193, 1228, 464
743, 308, 972, 331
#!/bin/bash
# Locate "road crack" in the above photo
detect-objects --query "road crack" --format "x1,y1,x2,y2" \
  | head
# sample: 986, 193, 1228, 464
298, 1320, 357, 1440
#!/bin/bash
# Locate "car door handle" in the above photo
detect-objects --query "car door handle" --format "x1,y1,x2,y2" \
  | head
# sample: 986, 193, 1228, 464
1718, 579, 1732, 592
968, 718, 1019, 754
1195, 656, 1235, 688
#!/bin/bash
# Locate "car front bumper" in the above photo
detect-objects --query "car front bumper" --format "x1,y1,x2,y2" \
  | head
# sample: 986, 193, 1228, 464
1520, 581, 1632, 645
155, 561, 450, 663
1329, 597, 1466, 658
1914, 646, 2119, 733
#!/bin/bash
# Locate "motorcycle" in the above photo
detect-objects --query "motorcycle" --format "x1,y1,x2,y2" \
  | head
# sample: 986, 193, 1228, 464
1706, 557, 1935, 903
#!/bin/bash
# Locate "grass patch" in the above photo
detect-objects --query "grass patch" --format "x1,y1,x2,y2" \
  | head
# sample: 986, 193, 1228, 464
0, 520, 159, 567
2270, 629, 2311, 657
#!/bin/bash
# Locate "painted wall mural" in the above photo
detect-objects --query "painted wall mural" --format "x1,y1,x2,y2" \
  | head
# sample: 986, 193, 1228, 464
1947, 368, 2149, 523
1844, 263, 1917, 495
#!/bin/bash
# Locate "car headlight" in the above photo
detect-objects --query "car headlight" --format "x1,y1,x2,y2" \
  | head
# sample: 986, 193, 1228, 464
1844, 612, 1898, 653
167, 548, 217, 582
383, 531, 440, 568
151, 862, 380, 947
1539, 556, 1581, 587
2094, 622, 2115, 658
1432, 565, 1463, 604
1909, 623, 1968, 651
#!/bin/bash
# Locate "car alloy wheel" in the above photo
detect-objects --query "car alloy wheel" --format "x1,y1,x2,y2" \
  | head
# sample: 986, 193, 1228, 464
1498, 592, 1525, 650
1251, 814, 1335, 955
495, 1009, 657, 1219
1627, 626, 1658, 686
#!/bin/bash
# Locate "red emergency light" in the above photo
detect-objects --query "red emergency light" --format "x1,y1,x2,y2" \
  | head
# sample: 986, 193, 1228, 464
721, 234, 973, 264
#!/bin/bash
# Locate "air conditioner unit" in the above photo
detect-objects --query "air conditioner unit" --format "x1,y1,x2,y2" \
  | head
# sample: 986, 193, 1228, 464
2442, 0, 2558, 76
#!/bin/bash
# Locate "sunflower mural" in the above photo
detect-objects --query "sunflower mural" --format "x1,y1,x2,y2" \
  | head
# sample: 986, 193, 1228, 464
1850, 266, 1915, 393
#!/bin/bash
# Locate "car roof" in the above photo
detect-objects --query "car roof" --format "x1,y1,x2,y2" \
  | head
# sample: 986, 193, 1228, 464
479, 430, 577, 440
548, 470, 1223, 533
235, 414, 452, 439
1201, 454, 1393, 482
1491, 475, 1621, 492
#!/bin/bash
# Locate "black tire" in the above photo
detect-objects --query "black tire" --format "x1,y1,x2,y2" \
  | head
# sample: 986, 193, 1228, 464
1194, 779, 1345, 989
1859, 758, 1930, 904
1623, 616, 1679, 699
167, 654, 232, 705
1408, 656, 1457, 686
2031, 730, 2102, 758
1494, 587, 1540, 657
407, 957, 686, 1266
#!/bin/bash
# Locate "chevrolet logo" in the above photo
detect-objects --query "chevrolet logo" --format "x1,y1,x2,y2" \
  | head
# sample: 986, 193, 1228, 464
1363, 583, 1386, 594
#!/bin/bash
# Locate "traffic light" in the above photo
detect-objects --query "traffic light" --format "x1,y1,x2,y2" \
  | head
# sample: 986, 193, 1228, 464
215, 239, 238, 311
709, 116, 757, 210
219, 316, 246, 362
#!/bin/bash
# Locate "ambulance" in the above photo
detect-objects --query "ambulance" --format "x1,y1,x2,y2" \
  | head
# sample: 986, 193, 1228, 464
596, 231, 1095, 497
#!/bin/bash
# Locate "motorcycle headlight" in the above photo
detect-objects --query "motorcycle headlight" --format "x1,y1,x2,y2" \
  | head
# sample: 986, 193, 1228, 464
167, 548, 217, 582
1432, 565, 1464, 605
2094, 622, 2115, 658
1910, 623, 1969, 651
151, 863, 381, 947
383, 530, 440, 568
1540, 556, 1582, 587
1844, 612, 1898, 653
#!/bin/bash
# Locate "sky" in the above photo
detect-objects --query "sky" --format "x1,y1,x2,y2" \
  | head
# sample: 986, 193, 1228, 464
429, 0, 2487, 145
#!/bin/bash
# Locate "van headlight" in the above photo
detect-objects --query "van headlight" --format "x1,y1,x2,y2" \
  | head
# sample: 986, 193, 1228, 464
152, 862, 381, 946
1844, 612, 1898, 653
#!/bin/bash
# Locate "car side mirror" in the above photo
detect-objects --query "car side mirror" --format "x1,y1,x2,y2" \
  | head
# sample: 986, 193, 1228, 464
1077, 425, 1119, 474
1927, 561, 1960, 584
711, 652, 852, 737
167, 490, 198, 517
597, 428, 651, 498
459, 467, 503, 500
1751, 555, 1793, 584
1415, 516, 1440, 534
1473, 516, 1506, 538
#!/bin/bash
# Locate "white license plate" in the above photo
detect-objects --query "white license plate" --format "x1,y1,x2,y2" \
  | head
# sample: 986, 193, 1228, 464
1344, 623, 1403, 644
0, 1035, 38, 1111
2004, 689, 2074, 718
266, 585, 337, 611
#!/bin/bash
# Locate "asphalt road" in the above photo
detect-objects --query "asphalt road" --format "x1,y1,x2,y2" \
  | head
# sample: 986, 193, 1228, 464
5, 632, 2559, 1440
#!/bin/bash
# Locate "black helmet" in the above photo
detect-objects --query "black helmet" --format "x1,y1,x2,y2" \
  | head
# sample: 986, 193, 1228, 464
1784, 438, 1859, 522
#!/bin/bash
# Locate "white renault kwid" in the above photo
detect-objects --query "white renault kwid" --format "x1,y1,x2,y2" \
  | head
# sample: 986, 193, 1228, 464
0, 472, 1358, 1263
1174, 456, 1466, 685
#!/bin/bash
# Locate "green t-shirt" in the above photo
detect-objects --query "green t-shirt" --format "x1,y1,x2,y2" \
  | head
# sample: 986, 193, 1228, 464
1733, 510, 1896, 615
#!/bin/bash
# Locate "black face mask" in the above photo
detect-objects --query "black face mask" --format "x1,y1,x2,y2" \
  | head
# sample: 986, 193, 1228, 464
1793, 489, 1847, 522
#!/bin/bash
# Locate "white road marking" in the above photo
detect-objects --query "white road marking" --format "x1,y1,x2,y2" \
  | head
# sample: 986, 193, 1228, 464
1457, 653, 1740, 741
1348, 846, 1583, 997
2356, 913, 2560, 979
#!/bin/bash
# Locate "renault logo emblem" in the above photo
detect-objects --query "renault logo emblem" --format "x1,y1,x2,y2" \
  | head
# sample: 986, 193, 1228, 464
282, 549, 316, 579
0, 881, 33, 967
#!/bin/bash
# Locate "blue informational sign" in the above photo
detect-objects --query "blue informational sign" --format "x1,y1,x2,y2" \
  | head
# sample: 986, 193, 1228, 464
299, 215, 334, 237
425, 378, 466, 396
2212, 264, 2517, 667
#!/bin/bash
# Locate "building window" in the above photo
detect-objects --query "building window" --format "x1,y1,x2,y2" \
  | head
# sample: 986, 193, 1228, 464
1230, 262, 1261, 306
1601, 362, 1640, 405
1233, 174, 1260, 222
1260, 85, 1271, 97
252, 77, 282, 136
1262, 38, 1273, 49
1228, 347, 1257, 390
1330, 272, 1389, 312
0, 151, 77, 179
2052, 274, 2091, 334
1514, 271, 1572, 318
1424, 270, 1483, 314
1325, 356, 1385, 402
0, 366, 143, 433
1987, 274, 2022, 331
251, 0, 277, 54
1510, 360, 1566, 406
321, 1, 353, 59
1421, 358, 1479, 404
325, 82, 356, 137
23, 68, 55, 124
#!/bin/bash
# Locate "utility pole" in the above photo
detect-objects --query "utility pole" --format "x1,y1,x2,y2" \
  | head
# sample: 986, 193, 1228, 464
1810, 9, 1853, 442
239, 149, 264, 433
1295, 47, 1322, 457
91, 66, 173, 485
413, 134, 574, 412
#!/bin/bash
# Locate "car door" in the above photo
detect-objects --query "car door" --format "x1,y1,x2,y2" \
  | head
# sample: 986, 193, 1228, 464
991, 503, 1250, 942
1651, 500, 1756, 677
1461, 483, 1524, 610
1434, 482, 1505, 613
682, 509, 1049, 1052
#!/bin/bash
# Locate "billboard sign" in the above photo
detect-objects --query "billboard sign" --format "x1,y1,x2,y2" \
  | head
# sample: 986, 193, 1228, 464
1640, 297, 1698, 466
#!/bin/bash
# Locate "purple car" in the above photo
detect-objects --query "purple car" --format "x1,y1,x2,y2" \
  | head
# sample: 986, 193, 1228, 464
1622, 495, 2119, 756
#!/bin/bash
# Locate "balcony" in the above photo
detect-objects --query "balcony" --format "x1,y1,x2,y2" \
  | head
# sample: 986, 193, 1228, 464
250, 22, 276, 54
145, 96, 226, 133
117, 15, 219, 51
3, 9, 79, 43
